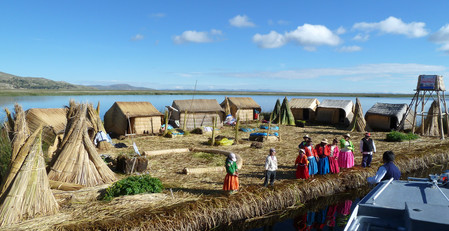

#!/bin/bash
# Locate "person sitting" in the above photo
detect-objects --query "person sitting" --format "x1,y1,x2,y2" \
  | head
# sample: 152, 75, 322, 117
367, 151, 401, 184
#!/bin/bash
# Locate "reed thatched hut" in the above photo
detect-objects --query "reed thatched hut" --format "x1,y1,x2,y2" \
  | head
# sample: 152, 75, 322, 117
25, 108, 67, 145
315, 99, 354, 125
365, 103, 414, 131
170, 99, 224, 130
104, 102, 163, 136
220, 97, 261, 121
289, 98, 319, 121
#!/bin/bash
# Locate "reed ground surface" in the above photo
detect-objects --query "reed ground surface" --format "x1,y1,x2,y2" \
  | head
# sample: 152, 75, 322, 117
3, 123, 448, 230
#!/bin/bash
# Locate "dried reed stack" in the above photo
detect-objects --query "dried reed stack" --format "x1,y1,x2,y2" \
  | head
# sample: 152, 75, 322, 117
0, 125, 58, 226
48, 103, 116, 187
423, 100, 440, 136
4, 108, 14, 140
349, 97, 368, 132
10, 104, 30, 162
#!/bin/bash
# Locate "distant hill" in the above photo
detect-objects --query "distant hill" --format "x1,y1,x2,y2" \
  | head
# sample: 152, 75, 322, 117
0, 71, 92, 90
87, 84, 153, 90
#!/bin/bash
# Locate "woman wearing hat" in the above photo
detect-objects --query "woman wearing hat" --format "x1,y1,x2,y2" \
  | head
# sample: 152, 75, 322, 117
298, 134, 309, 149
295, 149, 309, 179
327, 138, 340, 173
223, 153, 239, 194
315, 139, 330, 175
304, 139, 318, 177
338, 134, 354, 168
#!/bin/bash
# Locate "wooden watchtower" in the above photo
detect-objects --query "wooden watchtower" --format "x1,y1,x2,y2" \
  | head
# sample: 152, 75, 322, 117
399, 75, 449, 139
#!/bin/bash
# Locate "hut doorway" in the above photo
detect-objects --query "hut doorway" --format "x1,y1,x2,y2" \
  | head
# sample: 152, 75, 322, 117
390, 117, 398, 130
303, 110, 310, 120
338, 109, 345, 123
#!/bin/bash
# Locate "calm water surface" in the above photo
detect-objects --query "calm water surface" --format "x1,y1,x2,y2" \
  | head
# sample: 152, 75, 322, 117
0, 94, 415, 122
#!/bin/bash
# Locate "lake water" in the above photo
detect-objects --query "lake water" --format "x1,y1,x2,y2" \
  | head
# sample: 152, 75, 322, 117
0, 94, 418, 122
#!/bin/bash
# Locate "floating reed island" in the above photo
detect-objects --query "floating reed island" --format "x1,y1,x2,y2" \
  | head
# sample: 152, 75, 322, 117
1, 100, 449, 230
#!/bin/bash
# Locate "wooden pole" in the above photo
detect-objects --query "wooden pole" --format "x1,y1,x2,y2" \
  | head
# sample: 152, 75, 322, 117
211, 116, 216, 146
412, 90, 419, 134
266, 113, 273, 141
235, 117, 240, 145
442, 92, 449, 135
183, 110, 188, 131
421, 91, 425, 135
163, 110, 169, 136
437, 91, 445, 139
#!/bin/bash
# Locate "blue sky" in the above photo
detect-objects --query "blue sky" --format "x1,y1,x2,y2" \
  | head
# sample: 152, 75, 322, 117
1, 1, 449, 93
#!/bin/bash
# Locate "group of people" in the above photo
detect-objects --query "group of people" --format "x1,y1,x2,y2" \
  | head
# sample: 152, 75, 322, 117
223, 132, 400, 194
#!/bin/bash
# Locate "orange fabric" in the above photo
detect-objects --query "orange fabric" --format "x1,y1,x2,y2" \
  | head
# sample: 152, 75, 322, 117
223, 174, 239, 191
315, 144, 330, 157
295, 154, 309, 179
304, 146, 317, 158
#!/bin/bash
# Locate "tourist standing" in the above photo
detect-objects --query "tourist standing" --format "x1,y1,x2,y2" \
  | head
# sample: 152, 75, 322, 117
223, 153, 239, 194
338, 134, 354, 168
298, 134, 309, 149
367, 151, 401, 184
305, 139, 318, 176
295, 149, 309, 179
263, 148, 278, 187
360, 132, 376, 167
315, 139, 330, 175
327, 138, 340, 174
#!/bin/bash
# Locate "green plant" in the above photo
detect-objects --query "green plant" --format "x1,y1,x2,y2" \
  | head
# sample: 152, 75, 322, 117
295, 120, 306, 127
0, 127, 12, 182
386, 131, 419, 142
103, 175, 163, 201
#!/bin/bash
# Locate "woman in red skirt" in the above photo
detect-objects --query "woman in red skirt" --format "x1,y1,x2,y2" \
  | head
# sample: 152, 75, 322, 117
295, 149, 309, 179
223, 153, 239, 194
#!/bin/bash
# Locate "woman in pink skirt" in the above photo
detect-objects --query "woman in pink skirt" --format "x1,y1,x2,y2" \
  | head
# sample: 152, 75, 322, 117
338, 134, 354, 168
327, 138, 340, 173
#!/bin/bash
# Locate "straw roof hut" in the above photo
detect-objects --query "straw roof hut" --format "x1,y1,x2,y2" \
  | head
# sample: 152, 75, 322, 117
48, 103, 116, 187
170, 99, 224, 130
25, 108, 67, 145
104, 101, 163, 136
220, 97, 261, 121
0, 106, 58, 226
289, 98, 319, 121
365, 103, 414, 131
315, 99, 354, 125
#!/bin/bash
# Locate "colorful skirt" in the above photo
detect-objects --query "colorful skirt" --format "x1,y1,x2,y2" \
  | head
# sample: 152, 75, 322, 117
296, 164, 309, 179
317, 156, 330, 175
223, 174, 239, 191
307, 156, 318, 175
338, 151, 354, 168
329, 156, 340, 173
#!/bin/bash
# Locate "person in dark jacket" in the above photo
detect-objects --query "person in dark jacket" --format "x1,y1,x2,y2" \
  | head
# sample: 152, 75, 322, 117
360, 132, 376, 167
367, 151, 401, 184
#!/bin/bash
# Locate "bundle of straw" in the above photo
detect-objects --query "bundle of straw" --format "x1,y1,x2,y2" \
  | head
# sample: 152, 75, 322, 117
0, 126, 59, 226
48, 103, 116, 187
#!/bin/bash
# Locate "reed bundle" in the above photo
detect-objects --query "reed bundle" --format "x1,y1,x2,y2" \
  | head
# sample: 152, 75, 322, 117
0, 126, 58, 226
349, 97, 368, 132
183, 166, 225, 175
48, 103, 116, 187
10, 104, 30, 162
143, 148, 191, 156
49, 180, 84, 191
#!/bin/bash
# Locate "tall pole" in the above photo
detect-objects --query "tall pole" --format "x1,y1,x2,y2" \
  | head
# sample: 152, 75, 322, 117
437, 91, 445, 139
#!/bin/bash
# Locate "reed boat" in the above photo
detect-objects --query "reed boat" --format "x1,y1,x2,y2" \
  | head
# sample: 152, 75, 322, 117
345, 171, 449, 231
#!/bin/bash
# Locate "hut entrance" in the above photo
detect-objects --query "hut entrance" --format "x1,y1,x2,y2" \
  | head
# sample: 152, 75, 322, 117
303, 110, 310, 120
390, 117, 398, 130
338, 109, 345, 123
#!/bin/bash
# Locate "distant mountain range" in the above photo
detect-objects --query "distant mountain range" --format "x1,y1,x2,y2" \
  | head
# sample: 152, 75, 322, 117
0, 71, 151, 91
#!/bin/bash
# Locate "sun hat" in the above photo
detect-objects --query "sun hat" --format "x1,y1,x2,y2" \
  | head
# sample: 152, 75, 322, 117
344, 133, 351, 138
270, 148, 276, 153
365, 132, 371, 137
229, 153, 237, 162
321, 138, 328, 144
303, 134, 309, 138
299, 149, 305, 153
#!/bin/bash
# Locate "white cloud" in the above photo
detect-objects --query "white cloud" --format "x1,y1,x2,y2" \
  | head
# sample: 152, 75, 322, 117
131, 34, 144, 41
336, 26, 346, 35
253, 24, 341, 50
253, 31, 286, 48
150, 13, 165, 18
429, 24, 449, 53
353, 16, 428, 38
337, 46, 362, 52
353, 33, 370, 41
173, 30, 222, 44
229, 15, 255, 28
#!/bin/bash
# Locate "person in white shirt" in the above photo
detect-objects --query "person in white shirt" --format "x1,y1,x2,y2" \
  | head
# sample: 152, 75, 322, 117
263, 148, 278, 187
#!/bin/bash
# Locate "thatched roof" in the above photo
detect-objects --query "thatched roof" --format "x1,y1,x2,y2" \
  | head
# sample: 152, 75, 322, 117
318, 99, 353, 115
172, 99, 224, 113
110, 101, 163, 117
221, 97, 261, 109
289, 98, 319, 109
25, 108, 67, 144
366, 103, 408, 117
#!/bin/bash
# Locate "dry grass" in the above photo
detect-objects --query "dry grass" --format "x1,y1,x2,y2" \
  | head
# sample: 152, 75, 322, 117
2, 122, 449, 230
